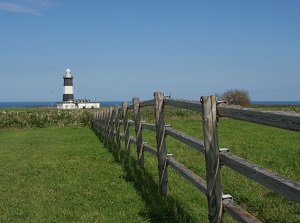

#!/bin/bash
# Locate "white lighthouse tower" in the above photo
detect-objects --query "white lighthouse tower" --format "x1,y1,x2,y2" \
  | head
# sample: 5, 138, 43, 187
63, 68, 74, 101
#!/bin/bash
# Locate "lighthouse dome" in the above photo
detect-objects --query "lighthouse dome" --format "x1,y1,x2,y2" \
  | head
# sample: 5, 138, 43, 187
65, 68, 72, 78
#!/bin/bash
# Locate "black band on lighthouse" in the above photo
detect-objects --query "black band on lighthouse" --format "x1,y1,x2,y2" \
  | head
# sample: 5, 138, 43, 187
63, 94, 74, 101
64, 78, 73, 86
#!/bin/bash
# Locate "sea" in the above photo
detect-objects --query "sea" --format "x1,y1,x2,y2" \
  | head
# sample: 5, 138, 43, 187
0, 100, 300, 108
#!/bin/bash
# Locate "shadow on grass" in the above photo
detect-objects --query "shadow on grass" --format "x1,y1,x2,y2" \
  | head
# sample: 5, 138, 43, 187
94, 131, 198, 223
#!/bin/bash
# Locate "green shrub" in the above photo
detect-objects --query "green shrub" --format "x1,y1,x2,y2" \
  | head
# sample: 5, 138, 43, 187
217, 88, 251, 106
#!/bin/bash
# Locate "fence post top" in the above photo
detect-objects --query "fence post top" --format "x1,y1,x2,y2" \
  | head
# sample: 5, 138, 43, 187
201, 95, 217, 102
133, 97, 140, 102
154, 92, 164, 96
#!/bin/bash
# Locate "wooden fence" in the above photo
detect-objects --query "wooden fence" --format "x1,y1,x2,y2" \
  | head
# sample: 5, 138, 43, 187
93, 92, 300, 223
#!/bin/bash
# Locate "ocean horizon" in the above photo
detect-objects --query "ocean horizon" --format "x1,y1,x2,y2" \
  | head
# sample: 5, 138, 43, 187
1, 100, 300, 108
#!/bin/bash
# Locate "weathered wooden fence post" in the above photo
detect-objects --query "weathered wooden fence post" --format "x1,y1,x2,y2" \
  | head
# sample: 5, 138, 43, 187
201, 95, 223, 223
97, 111, 101, 134
93, 112, 97, 131
133, 97, 144, 167
100, 110, 104, 136
115, 104, 121, 148
154, 92, 168, 196
93, 112, 97, 132
123, 101, 131, 155
109, 107, 114, 142
104, 109, 110, 138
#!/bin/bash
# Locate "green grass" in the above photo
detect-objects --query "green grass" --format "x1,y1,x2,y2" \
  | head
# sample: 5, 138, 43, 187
0, 127, 148, 222
0, 126, 210, 223
1, 105, 300, 222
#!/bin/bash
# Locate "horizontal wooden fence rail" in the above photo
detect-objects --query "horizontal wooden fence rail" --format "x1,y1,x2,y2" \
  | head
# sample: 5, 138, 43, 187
165, 126, 205, 154
93, 92, 300, 223
164, 97, 203, 112
220, 151, 300, 204
217, 104, 300, 132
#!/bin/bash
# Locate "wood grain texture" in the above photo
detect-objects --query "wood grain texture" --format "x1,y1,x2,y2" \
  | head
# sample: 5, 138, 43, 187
114, 105, 121, 148
104, 109, 110, 138
202, 95, 223, 223
122, 101, 131, 155
217, 105, 300, 132
109, 107, 114, 142
223, 199, 262, 223
164, 97, 202, 111
155, 92, 169, 196
142, 123, 156, 131
133, 97, 144, 167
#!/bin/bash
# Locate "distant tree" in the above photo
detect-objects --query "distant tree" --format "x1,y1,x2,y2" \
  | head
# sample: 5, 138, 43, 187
217, 89, 251, 106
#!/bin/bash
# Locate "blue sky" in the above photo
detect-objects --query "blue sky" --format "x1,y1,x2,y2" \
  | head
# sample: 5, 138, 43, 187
0, 0, 299, 102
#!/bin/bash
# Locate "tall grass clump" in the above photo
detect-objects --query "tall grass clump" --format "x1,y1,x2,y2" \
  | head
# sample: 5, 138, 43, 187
0, 109, 96, 129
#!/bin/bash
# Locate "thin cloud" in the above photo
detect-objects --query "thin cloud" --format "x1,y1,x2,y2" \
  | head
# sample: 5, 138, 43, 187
0, 0, 61, 16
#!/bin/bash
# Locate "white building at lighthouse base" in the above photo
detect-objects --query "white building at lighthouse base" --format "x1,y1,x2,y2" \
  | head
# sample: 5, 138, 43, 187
57, 99, 100, 109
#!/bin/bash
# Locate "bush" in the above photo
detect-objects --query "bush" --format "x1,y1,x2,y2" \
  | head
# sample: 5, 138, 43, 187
217, 89, 251, 106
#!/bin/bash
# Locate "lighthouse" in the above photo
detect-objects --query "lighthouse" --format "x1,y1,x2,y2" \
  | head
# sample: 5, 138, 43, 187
63, 68, 74, 101
57, 68, 100, 109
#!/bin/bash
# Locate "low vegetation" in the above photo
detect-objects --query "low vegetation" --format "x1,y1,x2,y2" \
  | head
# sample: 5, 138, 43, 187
0, 108, 96, 128
249, 103, 300, 113
0, 104, 299, 222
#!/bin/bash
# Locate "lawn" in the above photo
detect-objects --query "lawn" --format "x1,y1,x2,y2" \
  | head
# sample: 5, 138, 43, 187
0, 127, 148, 223
1, 105, 300, 222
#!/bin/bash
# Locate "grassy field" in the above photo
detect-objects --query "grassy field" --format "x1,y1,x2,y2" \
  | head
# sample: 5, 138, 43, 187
0, 127, 149, 222
1, 105, 300, 222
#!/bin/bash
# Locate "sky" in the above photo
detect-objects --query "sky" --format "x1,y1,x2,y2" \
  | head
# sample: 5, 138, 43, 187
0, 0, 299, 102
